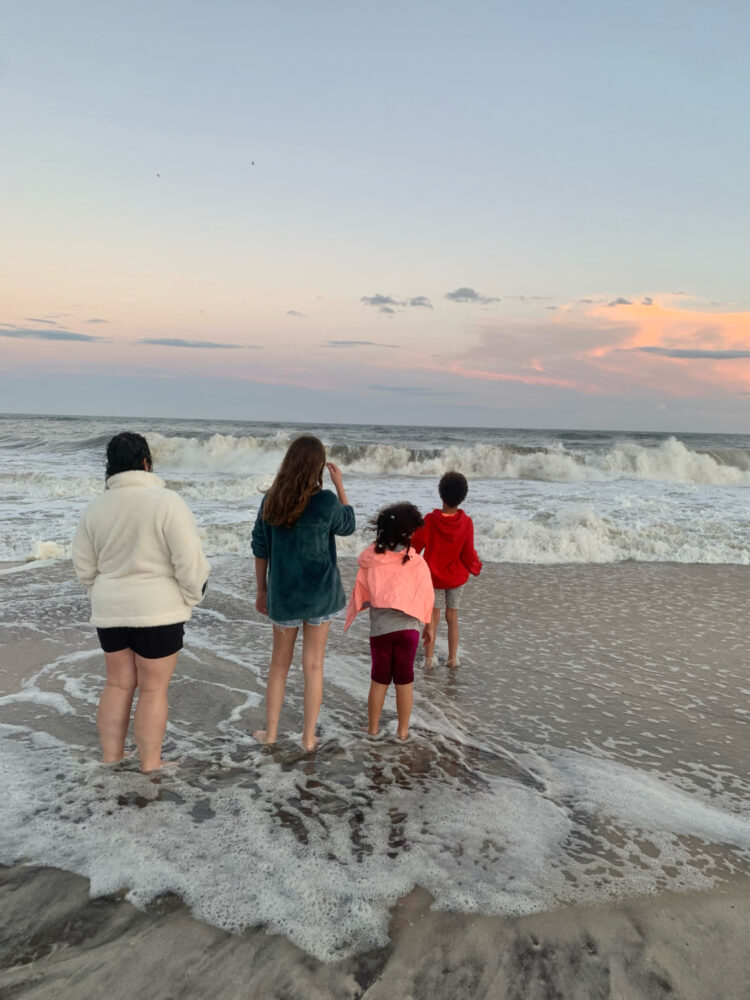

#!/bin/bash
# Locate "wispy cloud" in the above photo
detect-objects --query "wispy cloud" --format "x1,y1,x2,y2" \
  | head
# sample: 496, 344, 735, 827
323, 340, 399, 349
504, 295, 554, 302
607, 297, 632, 307
445, 287, 500, 305
367, 384, 461, 395
361, 294, 401, 315
420, 293, 750, 401
286, 310, 306, 318
420, 359, 597, 392
25, 317, 60, 326
627, 347, 750, 360
1, 325, 104, 342
361, 293, 433, 314
86, 317, 108, 324
138, 338, 260, 349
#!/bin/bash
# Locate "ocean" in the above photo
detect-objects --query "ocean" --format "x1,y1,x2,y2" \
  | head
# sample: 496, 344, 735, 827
1, 413, 749, 565
1, 413, 749, 964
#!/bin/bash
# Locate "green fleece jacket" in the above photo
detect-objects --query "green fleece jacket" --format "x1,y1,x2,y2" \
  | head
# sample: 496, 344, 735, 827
251, 489, 356, 623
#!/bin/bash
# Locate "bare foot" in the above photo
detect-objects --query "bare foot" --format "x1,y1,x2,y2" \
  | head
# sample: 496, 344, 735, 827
253, 729, 277, 744
140, 760, 180, 774
396, 730, 410, 741
424, 656, 433, 669
301, 735, 320, 752
446, 658, 461, 668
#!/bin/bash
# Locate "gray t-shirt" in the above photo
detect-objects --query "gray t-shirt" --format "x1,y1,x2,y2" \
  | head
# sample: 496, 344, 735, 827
369, 606, 420, 637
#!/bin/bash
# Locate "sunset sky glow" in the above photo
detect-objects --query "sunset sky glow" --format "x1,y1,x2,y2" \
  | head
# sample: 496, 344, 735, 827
2, 1, 749, 430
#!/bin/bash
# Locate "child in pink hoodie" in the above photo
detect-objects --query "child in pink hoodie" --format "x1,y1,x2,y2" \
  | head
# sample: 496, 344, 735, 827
345, 503, 434, 740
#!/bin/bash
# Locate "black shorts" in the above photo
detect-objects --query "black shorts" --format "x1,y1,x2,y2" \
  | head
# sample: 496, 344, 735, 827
96, 623, 185, 659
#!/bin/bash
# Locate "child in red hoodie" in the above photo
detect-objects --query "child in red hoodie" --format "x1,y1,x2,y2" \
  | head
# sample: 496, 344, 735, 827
411, 471, 482, 668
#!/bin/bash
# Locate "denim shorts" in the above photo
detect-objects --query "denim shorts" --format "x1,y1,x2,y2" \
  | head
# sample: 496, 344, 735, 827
270, 613, 336, 631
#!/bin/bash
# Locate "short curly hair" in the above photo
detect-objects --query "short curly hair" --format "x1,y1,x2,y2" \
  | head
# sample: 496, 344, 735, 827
371, 502, 424, 563
438, 471, 468, 508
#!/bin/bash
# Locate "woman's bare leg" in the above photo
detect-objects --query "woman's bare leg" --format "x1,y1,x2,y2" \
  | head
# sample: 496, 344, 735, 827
133, 652, 179, 773
98, 649, 137, 762
446, 608, 460, 666
300, 621, 331, 751
424, 607, 440, 666
254, 626, 298, 744
395, 682, 413, 740
367, 681, 389, 735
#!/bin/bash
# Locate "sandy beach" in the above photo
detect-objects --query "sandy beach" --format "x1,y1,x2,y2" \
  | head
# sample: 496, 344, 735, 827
2, 863, 750, 999
2, 558, 750, 998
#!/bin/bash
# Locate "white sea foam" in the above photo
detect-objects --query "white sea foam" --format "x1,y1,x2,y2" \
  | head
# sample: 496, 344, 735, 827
150, 431, 290, 473
1, 724, 748, 960
27, 539, 71, 561
2, 417, 748, 566
6, 511, 746, 567
478, 507, 750, 565
151, 433, 750, 485
537, 748, 750, 849
0, 471, 102, 498
0, 690, 76, 716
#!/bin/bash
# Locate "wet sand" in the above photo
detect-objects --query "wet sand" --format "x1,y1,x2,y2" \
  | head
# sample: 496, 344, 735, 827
2, 559, 750, 998
2, 863, 750, 999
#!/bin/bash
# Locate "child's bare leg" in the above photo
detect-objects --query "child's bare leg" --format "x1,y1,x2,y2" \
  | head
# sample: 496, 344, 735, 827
255, 626, 298, 744
368, 681, 388, 735
424, 607, 440, 665
98, 649, 137, 762
300, 620, 331, 751
394, 682, 413, 739
133, 652, 179, 772
446, 608, 460, 666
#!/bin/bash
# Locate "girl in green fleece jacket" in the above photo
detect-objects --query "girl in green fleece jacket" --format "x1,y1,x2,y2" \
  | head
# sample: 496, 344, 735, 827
251, 435, 355, 751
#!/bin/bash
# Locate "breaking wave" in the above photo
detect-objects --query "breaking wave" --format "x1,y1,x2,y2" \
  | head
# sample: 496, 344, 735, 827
150, 433, 750, 485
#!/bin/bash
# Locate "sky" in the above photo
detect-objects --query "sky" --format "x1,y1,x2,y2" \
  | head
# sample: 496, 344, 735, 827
2, 0, 749, 431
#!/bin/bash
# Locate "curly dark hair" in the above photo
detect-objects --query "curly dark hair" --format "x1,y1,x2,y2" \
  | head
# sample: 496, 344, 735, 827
371, 502, 424, 564
105, 432, 153, 480
438, 471, 468, 508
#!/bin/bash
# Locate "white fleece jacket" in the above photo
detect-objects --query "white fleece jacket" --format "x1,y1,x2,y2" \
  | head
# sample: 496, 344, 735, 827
72, 470, 210, 628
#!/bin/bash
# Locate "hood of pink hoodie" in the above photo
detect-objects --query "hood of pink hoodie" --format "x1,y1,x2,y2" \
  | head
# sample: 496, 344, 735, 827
357, 544, 415, 569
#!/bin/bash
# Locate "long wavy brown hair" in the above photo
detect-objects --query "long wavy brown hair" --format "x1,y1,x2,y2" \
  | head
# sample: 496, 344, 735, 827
262, 435, 327, 527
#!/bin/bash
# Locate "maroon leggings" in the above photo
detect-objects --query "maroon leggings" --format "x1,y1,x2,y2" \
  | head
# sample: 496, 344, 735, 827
369, 629, 419, 686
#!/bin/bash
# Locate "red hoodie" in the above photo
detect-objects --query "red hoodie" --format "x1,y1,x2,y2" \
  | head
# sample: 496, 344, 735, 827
411, 509, 482, 590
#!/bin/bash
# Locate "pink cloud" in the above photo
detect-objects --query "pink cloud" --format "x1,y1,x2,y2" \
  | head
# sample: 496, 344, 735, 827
448, 294, 750, 399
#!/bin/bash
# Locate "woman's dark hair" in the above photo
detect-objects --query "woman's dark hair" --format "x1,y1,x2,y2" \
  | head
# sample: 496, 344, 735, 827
438, 471, 468, 508
262, 435, 327, 527
371, 502, 424, 563
106, 432, 153, 480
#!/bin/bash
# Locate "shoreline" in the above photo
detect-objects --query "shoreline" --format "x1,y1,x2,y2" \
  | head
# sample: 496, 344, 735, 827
3, 557, 749, 997
2, 863, 749, 999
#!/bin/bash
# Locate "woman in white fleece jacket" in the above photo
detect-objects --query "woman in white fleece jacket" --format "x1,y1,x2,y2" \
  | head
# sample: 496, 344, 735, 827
73, 432, 209, 773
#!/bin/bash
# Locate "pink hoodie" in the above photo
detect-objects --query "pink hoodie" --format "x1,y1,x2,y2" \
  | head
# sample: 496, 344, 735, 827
344, 544, 435, 631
